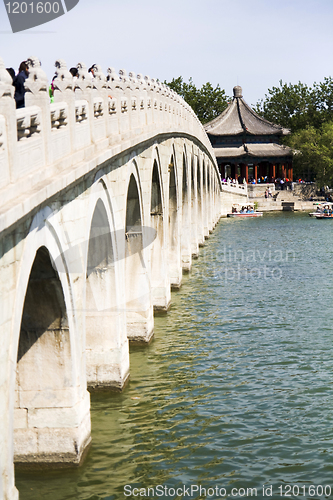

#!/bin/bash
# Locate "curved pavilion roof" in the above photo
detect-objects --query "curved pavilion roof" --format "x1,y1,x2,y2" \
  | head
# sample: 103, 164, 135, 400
213, 143, 292, 159
204, 86, 290, 137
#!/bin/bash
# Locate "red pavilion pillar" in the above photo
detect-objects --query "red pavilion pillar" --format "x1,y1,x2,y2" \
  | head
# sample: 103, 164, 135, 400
281, 164, 286, 179
254, 164, 258, 183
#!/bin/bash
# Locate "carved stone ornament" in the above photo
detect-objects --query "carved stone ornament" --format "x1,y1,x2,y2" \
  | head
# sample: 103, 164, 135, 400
150, 78, 158, 91
119, 69, 131, 89
107, 67, 121, 91
144, 75, 153, 90
107, 67, 120, 83
25, 56, 48, 95
136, 74, 147, 90
0, 57, 14, 98
119, 69, 128, 82
53, 59, 73, 93
76, 62, 92, 92
128, 71, 139, 89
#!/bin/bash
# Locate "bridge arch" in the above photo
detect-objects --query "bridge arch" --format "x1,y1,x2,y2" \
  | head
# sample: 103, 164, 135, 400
11, 207, 91, 467
168, 146, 182, 288
84, 178, 129, 390
190, 150, 199, 257
202, 158, 209, 237
150, 149, 170, 312
181, 147, 192, 271
196, 153, 204, 246
125, 164, 153, 342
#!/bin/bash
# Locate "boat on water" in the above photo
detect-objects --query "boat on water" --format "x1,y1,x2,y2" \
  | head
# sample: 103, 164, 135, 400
314, 212, 333, 219
227, 203, 263, 218
309, 202, 333, 218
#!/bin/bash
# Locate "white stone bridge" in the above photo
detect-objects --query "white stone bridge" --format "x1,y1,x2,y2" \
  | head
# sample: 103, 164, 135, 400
0, 56, 247, 499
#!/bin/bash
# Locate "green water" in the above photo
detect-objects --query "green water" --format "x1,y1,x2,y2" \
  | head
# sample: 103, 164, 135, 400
16, 212, 333, 500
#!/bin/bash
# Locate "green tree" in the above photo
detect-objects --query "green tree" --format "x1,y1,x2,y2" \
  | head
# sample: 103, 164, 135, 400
164, 76, 230, 124
312, 76, 333, 123
289, 121, 333, 187
255, 78, 333, 133
256, 77, 333, 184
255, 80, 319, 133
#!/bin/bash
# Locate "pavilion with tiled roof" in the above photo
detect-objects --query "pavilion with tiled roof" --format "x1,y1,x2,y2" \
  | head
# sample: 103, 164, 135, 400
204, 86, 293, 183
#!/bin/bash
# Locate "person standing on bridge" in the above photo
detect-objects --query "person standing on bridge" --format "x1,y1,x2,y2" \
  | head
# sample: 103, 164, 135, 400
14, 61, 29, 109
88, 65, 96, 82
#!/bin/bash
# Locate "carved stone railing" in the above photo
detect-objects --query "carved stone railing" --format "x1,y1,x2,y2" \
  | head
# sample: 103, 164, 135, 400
0, 56, 220, 226
220, 178, 248, 195
16, 105, 41, 140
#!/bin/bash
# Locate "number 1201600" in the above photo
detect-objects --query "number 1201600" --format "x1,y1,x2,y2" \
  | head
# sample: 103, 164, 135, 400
6, 2, 60, 14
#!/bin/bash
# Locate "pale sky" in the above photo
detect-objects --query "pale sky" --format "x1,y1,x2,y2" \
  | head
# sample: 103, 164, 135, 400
0, 0, 332, 106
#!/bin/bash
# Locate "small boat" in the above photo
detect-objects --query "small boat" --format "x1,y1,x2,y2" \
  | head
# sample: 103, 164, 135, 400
309, 202, 333, 218
314, 212, 333, 219
227, 203, 263, 218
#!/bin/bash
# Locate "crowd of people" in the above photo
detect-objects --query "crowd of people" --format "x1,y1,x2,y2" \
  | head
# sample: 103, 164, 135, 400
5, 61, 96, 108
221, 175, 296, 191
248, 176, 293, 190
231, 205, 255, 214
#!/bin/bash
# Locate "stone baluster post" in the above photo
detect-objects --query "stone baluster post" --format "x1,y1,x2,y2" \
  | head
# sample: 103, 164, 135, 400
136, 73, 148, 131
118, 69, 133, 139
128, 71, 141, 134
53, 59, 75, 154
106, 67, 122, 143
150, 78, 161, 127
144, 75, 154, 130
90, 64, 108, 147
0, 57, 17, 187
24, 56, 50, 165
75, 62, 93, 146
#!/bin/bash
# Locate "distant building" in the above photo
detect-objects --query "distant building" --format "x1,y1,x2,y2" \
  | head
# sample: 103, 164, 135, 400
204, 86, 293, 183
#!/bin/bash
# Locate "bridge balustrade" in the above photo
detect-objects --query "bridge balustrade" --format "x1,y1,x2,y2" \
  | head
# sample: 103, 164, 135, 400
0, 56, 216, 232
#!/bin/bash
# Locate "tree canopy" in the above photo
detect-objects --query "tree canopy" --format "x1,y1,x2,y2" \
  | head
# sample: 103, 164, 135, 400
255, 78, 333, 186
289, 121, 333, 187
164, 76, 230, 124
255, 78, 333, 133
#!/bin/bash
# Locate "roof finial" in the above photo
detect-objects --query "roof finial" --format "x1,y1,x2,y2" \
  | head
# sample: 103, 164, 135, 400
233, 85, 242, 98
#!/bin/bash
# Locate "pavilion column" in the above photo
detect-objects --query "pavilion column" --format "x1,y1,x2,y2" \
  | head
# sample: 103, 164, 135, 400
254, 164, 258, 183
245, 164, 248, 183
288, 163, 293, 181
272, 164, 276, 180
281, 164, 286, 179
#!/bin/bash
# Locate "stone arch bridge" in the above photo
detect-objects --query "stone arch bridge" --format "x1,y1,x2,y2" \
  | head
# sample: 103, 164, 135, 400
0, 56, 247, 499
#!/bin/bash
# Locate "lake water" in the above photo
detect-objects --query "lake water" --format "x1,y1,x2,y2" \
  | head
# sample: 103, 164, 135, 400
16, 212, 333, 500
